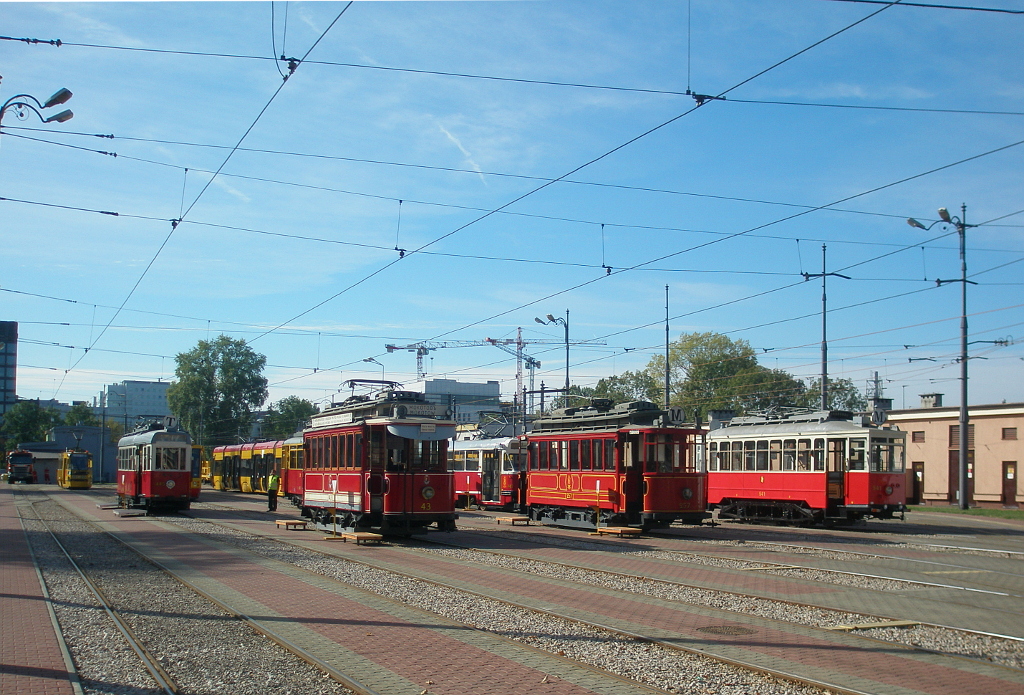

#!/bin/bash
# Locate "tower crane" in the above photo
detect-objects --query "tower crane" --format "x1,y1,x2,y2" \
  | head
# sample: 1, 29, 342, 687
385, 329, 604, 403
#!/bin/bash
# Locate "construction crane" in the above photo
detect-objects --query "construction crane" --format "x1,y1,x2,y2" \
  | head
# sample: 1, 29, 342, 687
385, 329, 604, 402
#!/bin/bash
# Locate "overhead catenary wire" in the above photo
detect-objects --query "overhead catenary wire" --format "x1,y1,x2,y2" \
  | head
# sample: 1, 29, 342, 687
47, 2, 355, 398
248, 1, 908, 344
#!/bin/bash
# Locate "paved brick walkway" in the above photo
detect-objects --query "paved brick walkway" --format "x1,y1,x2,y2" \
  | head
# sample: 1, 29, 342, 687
0, 486, 77, 695
52, 489, 1024, 695
51, 490, 662, 695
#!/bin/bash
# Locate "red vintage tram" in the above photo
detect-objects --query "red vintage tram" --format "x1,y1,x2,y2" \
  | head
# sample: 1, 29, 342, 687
301, 389, 457, 536
706, 409, 906, 525
448, 436, 525, 511
117, 420, 193, 512
523, 400, 708, 530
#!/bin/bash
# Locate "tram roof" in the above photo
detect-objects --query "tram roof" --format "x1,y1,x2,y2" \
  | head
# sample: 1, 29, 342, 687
707, 410, 903, 440
530, 400, 670, 434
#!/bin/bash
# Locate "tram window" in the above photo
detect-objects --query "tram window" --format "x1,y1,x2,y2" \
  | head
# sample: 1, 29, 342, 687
338, 436, 346, 470
581, 440, 592, 470
657, 438, 671, 473
691, 442, 704, 473
769, 440, 781, 471
731, 443, 743, 472
560, 442, 569, 470
715, 442, 728, 471
451, 452, 464, 471
871, 438, 903, 472
744, 441, 756, 471
827, 439, 846, 472
674, 442, 686, 471
465, 451, 480, 472
605, 440, 617, 471
570, 440, 580, 471
354, 434, 363, 469
347, 434, 355, 469
370, 431, 385, 470
797, 440, 811, 471
756, 440, 769, 470
708, 442, 718, 471
849, 439, 866, 470
783, 440, 796, 471
812, 439, 825, 471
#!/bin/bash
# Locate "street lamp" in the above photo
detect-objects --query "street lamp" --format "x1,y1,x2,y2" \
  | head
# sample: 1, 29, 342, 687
907, 205, 974, 509
1, 87, 73, 125
535, 311, 569, 395
363, 357, 385, 381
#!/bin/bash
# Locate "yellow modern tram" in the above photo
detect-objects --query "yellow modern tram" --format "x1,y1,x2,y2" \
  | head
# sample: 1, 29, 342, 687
57, 449, 93, 489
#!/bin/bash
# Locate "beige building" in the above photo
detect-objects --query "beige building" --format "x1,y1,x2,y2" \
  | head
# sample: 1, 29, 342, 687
887, 394, 1022, 508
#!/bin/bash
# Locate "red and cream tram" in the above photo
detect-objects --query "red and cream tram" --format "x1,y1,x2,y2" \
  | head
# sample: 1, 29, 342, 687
301, 389, 457, 536
117, 420, 194, 512
448, 437, 525, 511
706, 409, 906, 525
524, 400, 708, 530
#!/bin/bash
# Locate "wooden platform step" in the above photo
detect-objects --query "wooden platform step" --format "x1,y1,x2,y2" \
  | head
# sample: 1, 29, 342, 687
112, 509, 146, 517
594, 526, 643, 537
275, 519, 307, 530
323, 531, 384, 545
496, 516, 530, 526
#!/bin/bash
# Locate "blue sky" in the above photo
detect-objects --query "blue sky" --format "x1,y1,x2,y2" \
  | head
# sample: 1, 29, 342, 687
2, 0, 1022, 412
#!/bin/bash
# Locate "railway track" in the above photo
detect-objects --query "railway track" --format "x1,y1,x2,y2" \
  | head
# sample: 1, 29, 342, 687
19, 490, 360, 695
37, 489, 1024, 695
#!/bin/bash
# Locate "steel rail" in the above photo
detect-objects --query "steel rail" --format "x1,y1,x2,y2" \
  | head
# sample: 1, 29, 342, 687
33, 512, 179, 695
178, 502, 917, 695
449, 519, 1024, 642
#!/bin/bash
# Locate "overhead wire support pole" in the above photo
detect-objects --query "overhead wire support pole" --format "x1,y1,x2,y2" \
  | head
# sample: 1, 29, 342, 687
665, 285, 670, 411
802, 245, 850, 411
908, 205, 977, 510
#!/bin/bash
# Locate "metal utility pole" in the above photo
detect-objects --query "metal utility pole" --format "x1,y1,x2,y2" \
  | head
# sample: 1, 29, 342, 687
908, 205, 975, 509
802, 245, 849, 411
664, 285, 670, 411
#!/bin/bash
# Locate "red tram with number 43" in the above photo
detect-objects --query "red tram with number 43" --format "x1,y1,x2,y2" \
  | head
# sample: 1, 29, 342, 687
706, 409, 906, 525
523, 400, 708, 530
301, 386, 458, 536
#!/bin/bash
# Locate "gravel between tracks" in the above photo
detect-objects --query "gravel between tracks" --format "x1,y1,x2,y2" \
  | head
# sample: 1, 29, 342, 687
20, 493, 355, 695
453, 527, 1024, 670
168, 513, 832, 695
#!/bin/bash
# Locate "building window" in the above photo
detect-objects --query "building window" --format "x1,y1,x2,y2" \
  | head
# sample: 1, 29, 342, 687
1004, 428, 1018, 441
911, 431, 925, 443
949, 424, 975, 447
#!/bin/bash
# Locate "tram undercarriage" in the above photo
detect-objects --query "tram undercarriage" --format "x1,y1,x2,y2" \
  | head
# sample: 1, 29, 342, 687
715, 499, 905, 526
302, 506, 457, 536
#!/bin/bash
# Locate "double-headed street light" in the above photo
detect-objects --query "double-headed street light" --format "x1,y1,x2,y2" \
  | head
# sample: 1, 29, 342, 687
0, 87, 73, 125
908, 205, 975, 510
535, 311, 570, 395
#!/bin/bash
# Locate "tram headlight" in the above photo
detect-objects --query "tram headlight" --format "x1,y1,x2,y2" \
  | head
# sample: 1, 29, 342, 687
884, 485, 894, 496
681, 488, 693, 500
421, 486, 436, 500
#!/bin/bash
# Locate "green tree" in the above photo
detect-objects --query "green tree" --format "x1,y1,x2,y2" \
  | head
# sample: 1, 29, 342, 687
262, 396, 319, 439
645, 332, 804, 419
0, 401, 63, 446
798, 377, 867, 412
166, 335, 268, 447
591, 370, 661, 404
64, 402, 99, 427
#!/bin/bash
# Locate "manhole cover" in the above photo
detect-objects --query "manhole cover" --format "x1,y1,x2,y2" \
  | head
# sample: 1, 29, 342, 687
697, 626, 757, 636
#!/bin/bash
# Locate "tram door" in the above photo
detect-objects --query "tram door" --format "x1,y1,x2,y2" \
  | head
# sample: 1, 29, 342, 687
482, 449, 498, 503
622, 433, 643, 517
826, 439, 846, 513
